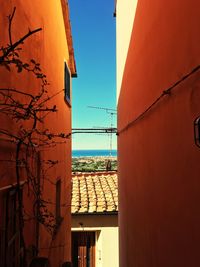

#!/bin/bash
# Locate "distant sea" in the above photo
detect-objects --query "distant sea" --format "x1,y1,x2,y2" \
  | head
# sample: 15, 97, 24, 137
72, 149, 117, 158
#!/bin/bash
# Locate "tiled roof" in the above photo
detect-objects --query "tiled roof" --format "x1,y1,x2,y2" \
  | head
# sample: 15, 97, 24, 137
71, 172, 118, 214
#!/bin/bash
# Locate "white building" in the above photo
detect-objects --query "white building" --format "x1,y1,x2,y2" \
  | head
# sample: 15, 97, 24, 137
71, 172, 119, 267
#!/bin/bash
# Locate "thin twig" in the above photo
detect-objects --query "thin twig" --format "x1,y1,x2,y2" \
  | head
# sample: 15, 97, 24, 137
0, 28, 42, 61
8, 7, 16, 46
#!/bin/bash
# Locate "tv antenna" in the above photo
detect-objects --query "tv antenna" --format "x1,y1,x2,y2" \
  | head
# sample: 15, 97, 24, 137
87, 105, 117, 115
87, 105, 117, 158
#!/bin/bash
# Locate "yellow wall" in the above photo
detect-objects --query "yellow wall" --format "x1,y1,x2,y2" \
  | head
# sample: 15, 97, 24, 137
116, 0, 138, 99
72, 215, 119, 267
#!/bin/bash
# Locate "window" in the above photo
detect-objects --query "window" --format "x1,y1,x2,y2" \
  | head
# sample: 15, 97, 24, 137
64, 62, 71, 104
0, 188, 22, 266
56, 180, 61, 223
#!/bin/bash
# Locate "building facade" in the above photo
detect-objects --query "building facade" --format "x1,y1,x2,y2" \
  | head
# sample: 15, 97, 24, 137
116, 1, 200, 266
71, 172, 119, 267
0, 1, 76, 266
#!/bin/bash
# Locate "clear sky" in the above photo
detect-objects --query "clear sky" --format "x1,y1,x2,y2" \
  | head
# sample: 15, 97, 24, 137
68, 0, 117, 150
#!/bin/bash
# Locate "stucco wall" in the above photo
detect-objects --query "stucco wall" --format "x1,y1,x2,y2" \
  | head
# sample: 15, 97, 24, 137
117, 1, 200, 266
0, 1, 73, 266
72, 214, 119, 267
116, 0, 138, 99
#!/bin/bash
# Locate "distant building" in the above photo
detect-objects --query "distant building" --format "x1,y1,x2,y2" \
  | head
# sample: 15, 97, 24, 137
0, 1, 76, 266
71, 172, 119, 267
116, 1, 200, 267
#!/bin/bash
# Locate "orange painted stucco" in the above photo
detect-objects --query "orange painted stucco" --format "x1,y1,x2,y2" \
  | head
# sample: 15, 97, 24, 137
117, 1, 200, 266
0, 1, 76, 266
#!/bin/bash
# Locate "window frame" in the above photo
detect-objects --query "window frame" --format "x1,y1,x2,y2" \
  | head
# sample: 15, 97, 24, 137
64, 61, 71, 106
55, 179, 61, 223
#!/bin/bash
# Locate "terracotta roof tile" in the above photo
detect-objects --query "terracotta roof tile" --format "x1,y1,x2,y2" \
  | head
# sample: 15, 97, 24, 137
71, 172, 118, 214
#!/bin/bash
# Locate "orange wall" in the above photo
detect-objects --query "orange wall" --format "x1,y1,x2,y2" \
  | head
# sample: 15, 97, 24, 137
0, 0, 73, 266
118, 1, 200, 266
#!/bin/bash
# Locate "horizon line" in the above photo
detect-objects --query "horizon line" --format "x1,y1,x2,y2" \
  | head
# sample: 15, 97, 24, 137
72, 148, 118, 151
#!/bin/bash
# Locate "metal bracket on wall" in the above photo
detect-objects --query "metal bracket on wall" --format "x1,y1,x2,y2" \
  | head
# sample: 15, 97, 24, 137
72, 128, 117, 135
194, 116, 200, 148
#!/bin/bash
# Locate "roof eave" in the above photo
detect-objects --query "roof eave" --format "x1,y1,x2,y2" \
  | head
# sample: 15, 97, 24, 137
72, 211, 118, 216
113, 0, 117, 17
61, 0, 77, 77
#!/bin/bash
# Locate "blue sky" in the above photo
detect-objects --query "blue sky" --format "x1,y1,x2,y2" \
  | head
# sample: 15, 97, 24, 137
68, 0, 117, 150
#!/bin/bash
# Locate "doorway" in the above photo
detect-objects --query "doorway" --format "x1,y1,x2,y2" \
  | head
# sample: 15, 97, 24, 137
72, 231, 95, 267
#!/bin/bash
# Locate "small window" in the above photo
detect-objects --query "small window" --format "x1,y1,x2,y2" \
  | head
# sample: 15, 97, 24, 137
56, 180, 61, 222
64, 62, 71, 104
